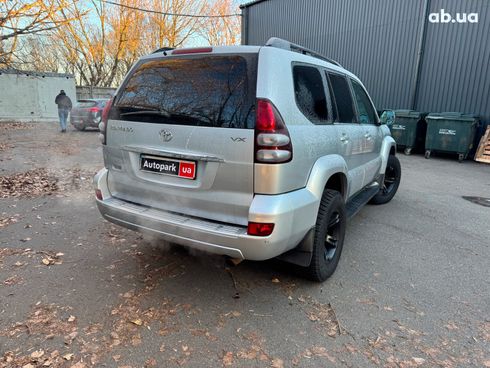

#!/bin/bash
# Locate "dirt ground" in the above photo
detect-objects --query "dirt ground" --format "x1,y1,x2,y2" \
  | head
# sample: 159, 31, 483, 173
0, 121, 489, 368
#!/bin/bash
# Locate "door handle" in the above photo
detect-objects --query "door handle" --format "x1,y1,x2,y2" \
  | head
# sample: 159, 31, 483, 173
340, 134, 349, 143
364, 133, 372, 139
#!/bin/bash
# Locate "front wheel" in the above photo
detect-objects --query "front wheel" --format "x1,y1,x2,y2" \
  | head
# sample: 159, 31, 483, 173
304, 189, 346, 282
370, 155, 401, 205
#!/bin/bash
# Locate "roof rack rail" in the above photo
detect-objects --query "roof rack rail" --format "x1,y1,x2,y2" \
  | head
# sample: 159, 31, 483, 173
152, 47, 175, 54
265, 37, 341, 67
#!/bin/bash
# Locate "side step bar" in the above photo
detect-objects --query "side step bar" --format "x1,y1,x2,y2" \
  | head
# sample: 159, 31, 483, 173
345, 183, 380, 219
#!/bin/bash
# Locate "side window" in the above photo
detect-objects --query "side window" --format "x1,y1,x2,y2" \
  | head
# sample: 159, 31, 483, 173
293, 65, 328, 124
327, 73, 355, 123
351, 80, 378, 124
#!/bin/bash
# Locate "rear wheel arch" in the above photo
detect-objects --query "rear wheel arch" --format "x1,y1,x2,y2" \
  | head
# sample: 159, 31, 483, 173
306, 154, 349, 201
324, 172, 347, 200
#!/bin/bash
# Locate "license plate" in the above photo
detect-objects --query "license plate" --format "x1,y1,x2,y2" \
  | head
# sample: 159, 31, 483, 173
140, 155, 196, 179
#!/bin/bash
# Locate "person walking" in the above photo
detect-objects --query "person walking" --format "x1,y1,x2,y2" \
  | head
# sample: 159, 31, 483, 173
55, 90, 72, 132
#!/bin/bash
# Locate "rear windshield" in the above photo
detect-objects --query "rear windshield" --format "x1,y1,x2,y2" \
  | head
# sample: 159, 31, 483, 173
76, 101, 97, 108
113, 54, 257, 129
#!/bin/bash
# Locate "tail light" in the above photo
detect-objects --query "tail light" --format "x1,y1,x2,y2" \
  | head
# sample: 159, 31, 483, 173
247, 222, 275, 236
95, 189, 103, 201
89, 107, 99, 113
99, 97, 113, 145
254, 99, 292, 163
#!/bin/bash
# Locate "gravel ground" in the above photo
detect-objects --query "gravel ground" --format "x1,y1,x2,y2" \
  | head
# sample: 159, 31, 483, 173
0, 121, 489, 368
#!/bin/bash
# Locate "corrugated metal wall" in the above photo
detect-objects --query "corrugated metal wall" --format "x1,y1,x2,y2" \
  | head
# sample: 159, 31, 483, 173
242, 0, 490, 123
417, 0, 490, 118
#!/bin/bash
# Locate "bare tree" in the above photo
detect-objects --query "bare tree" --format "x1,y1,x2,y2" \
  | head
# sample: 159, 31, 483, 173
143, 0, 207, 51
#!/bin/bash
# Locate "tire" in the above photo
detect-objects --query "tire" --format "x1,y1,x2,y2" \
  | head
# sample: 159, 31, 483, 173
370, 155, 401, 205
304, 189, 346, 282
73, 123, 86, 131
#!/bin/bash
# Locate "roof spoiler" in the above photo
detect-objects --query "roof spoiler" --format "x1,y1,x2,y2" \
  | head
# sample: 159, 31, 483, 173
265, 37, 341, 67
152, 47, 175, 54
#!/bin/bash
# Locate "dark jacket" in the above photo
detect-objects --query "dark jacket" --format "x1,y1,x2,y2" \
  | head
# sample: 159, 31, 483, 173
55, 93, 72, 110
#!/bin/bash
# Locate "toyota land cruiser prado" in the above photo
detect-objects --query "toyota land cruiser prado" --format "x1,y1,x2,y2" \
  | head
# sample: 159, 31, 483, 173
94, 38, 401, 281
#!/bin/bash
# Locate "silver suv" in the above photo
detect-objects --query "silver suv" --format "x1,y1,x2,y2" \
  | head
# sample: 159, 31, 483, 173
94, 38, 401, 281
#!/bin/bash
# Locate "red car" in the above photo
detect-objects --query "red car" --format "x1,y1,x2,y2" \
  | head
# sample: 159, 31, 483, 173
70, 99, 109, 131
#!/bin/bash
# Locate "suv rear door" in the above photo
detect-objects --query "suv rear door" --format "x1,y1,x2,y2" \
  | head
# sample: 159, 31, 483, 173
325, 72, 365, 197
104, 52, 257, 226
350, 79, 383, 186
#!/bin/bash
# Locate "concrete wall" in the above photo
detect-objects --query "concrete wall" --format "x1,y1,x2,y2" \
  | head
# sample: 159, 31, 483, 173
76, 86, 116, 100
0, 70, 76, 122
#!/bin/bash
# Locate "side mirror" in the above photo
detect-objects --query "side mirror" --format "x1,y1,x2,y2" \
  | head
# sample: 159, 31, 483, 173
380, 110, 395, 126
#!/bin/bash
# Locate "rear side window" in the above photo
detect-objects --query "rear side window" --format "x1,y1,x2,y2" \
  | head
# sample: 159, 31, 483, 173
113, 55, 257, 129
351, 80, 378, 124
327, 73, 355, 123
76, 101, 97, 108
293, 65, 328, 123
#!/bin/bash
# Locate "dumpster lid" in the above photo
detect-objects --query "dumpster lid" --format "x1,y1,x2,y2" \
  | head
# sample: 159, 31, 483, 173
394, 109, 425, 118
427, 112, 479, 121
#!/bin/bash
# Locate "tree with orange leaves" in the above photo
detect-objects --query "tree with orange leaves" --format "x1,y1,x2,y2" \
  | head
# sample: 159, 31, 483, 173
201, 0, 240, 46
0, 0, 72, 67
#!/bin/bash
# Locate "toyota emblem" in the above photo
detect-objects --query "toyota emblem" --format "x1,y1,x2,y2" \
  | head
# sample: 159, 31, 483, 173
159, 129, 173, 142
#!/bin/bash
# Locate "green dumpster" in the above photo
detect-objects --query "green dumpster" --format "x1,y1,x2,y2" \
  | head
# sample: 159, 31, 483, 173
390, 110, 427, 155
425, 112, 480, 162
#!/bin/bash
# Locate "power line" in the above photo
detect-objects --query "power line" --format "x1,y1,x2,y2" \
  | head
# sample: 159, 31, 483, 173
100, 0, 242, 18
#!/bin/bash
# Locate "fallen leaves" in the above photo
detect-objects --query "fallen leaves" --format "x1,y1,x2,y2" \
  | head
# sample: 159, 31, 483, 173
0, 247, 32, 263
0, 168, 96, 199
0, 121, 32, 131
30, 350, 45, 359
0, 142, 12, 152
222, 351, 234, 366
64, 331, 78, 345
0, 169, 58, 198
304, 298, 341, 337
130, 318, 143, 326
2, 349, 69, 368
40, 252, 63, 266
3, 275, 23, 286
271, 357, 284, 367
0, 213, 21, 228
6, 304, 77, 339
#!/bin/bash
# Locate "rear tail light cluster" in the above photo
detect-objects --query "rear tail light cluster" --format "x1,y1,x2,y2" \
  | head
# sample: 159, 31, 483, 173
254, 99, 292, 163
89, 107, 99, 113
99, 97, 113, 145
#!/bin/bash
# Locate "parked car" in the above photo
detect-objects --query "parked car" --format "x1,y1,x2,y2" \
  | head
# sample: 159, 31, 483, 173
71, 99, 109, 130
94, 38, 401, 281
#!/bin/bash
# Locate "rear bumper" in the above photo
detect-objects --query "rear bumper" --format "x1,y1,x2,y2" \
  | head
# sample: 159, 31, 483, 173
93, 168, 319, 260
70, 114, 100, 127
